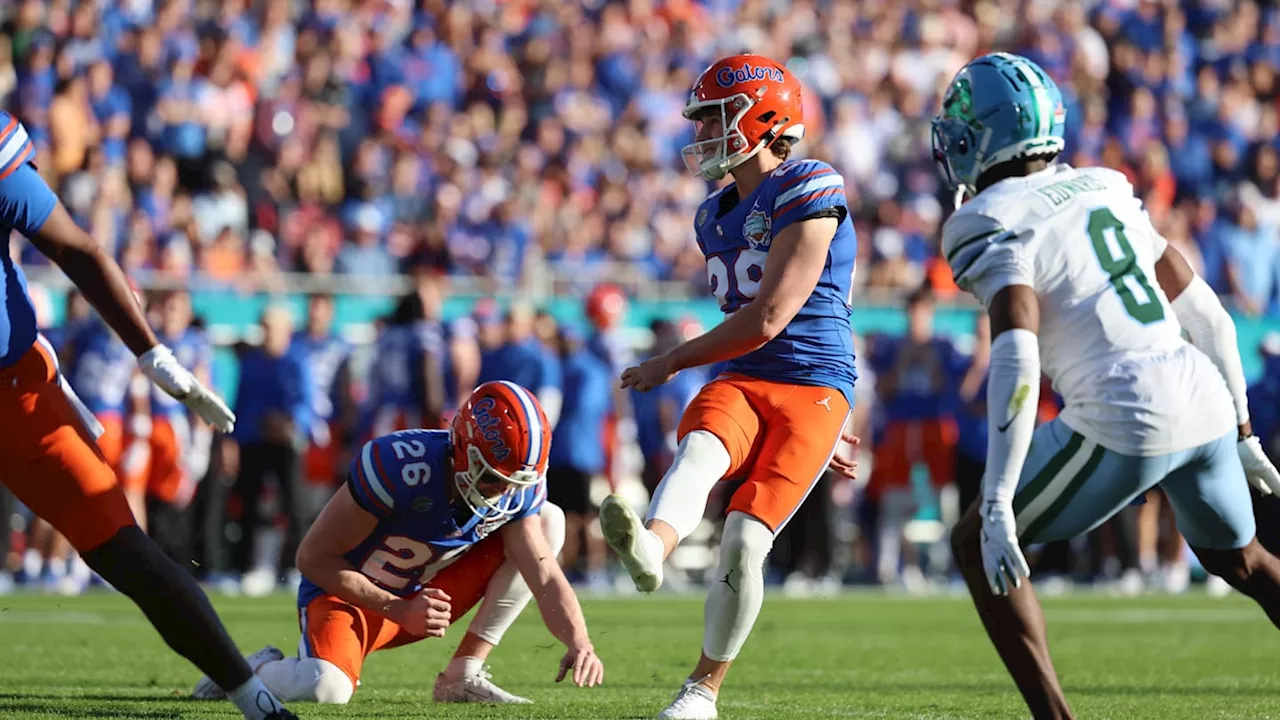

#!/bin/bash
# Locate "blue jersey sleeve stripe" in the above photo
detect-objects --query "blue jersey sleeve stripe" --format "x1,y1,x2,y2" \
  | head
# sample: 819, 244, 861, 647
775, 187, 846, 224
360, 441, 396, 511
773, 174, 844, 214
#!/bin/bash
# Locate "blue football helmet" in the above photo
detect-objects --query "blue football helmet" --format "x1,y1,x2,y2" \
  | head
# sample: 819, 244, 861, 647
931, 53, 1066, 199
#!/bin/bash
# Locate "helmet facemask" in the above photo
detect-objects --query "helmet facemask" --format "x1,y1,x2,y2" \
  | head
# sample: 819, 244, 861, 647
454, 443, 541, 519
681, 93, 763, 180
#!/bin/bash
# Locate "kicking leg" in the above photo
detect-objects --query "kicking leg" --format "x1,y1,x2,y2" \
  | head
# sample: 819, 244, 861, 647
602, 379, 756, 593
951, 504, 1073, 720
601, 430, 732, 592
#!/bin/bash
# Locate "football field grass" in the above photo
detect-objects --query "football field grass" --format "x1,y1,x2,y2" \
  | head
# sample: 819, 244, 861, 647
0, 590, 1276, 719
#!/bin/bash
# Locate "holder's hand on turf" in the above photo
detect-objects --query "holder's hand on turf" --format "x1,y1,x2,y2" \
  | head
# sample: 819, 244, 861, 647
137, 345, 236, 433
980, 500, 1030, 596
556, 643, 604, 687
1239, 435, 1280, 496
390, 588, 452, 638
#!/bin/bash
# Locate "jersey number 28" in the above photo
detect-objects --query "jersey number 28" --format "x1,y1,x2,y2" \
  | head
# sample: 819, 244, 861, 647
1087, 208, 1164, 325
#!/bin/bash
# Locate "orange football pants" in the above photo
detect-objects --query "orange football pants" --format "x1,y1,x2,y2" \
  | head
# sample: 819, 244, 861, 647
305, 421, 342, 488
96, 413, 149, 493
0, 341, 135, 551
868, 418, 957, 501
299, 532, 508, 686
678, 373, 851, 532
148, 416, 188, 504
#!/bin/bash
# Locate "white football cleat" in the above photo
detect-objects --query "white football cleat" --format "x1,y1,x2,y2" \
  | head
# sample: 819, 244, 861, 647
192, 645, 284, 700
599, 495, 663, 593
658, 678, 718, 719
433, 666, 532, 704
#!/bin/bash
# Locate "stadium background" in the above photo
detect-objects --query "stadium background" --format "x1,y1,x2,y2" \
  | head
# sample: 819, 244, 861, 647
1, 0, 1280, 599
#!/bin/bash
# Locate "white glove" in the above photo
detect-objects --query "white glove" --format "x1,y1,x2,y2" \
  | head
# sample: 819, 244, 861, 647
1239, 435, 1280, 496
980, 500, 1031, 596
137, 345, 236, 433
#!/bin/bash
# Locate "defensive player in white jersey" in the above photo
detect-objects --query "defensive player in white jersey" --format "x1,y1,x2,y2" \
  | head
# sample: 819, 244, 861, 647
932, 53, 1280, 720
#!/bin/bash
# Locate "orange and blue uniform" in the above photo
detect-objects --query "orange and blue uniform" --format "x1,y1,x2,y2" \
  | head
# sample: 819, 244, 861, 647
865, 335, 960, 501
297, 428, 546, 685
682, 159, 858, 531
0, 110, 134, 551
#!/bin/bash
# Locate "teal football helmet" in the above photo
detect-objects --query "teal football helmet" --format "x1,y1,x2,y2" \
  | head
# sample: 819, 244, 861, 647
931, 53, 1067, 199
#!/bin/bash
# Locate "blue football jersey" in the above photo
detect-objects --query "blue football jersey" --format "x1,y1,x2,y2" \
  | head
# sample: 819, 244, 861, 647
297, 429, 545, 609
367, 322, 443, 415
291, 331, 350, 425
694, 159, 858, 406
67, 318, 135, 416
0, 111, 55, 368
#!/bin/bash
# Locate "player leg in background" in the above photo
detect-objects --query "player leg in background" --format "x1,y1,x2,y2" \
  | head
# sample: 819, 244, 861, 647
548, 465, 590, 583
602, 378, 849, 719
949, 419, 1118, 720
253, 504, 565, 704
1161, 432, 1280, 627
952, 420, 1260, 720
0, 341, 291, 720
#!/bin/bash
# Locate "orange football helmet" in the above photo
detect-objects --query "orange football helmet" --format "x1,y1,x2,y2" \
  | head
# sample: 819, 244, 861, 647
450, 381, 550, 517
681, 53, 805, 180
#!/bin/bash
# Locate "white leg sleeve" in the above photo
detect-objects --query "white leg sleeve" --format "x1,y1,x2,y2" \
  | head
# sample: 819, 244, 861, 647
257, 657, 354, 704
703, 511, 773, 662
467, 502, 567, 646
647, 430, 731, 541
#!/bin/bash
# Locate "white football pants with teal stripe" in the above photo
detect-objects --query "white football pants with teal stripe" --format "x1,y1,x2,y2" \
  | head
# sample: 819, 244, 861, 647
1014, 418, 1255, 550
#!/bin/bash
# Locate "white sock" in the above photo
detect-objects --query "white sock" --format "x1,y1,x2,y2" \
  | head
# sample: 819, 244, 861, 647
444, 655, 486, 682
703, 512, 773, 662
468, 503, 566, 645
257, 656, 353, 704
647, 430, 731, 541
47, 556, 67, 579
226, 675, 286, 719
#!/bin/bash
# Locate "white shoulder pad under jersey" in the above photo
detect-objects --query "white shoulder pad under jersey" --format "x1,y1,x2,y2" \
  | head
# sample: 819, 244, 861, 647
943, 164, 1235, 456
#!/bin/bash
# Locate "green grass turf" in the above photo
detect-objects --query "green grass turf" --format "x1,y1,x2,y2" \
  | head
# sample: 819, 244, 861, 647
0, 590, 1275, 719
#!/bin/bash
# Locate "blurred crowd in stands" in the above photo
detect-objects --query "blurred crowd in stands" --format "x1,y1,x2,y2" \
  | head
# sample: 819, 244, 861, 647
2, 0, 1279, 309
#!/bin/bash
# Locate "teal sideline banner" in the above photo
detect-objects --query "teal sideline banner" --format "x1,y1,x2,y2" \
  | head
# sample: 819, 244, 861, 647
40, 291, 1280, 398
